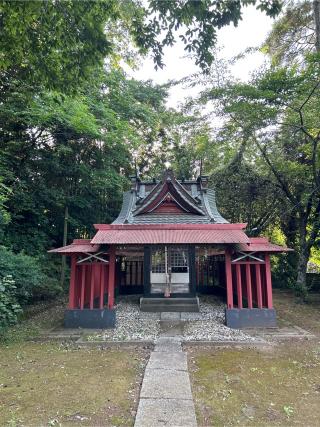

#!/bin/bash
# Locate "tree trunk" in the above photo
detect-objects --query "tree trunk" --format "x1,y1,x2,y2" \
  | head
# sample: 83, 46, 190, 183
295, 215, 311, 298
314, 0, 320, 52
60, 205, 69, 288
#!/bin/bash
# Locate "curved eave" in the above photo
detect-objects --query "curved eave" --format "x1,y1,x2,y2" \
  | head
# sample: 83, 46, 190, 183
48, 239, 100, 254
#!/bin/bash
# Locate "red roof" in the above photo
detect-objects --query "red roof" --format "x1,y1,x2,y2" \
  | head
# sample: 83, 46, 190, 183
237, 237, 292, 253
48, 239, 100, 254
91, 223, 249, 245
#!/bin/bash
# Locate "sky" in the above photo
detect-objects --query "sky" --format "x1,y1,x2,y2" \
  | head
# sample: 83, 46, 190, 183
129, 5, 276, 107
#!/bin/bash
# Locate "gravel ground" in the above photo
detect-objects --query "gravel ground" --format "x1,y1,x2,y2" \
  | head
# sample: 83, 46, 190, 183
183, 297, 257, 342
87, 296, 257, 342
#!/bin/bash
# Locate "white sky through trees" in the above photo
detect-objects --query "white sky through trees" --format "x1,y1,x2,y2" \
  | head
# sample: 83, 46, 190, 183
130, 5, 275, 107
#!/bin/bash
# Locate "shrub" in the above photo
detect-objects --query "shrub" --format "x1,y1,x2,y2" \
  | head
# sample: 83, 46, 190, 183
0, 246, 62, 305
0, 275, 22, 329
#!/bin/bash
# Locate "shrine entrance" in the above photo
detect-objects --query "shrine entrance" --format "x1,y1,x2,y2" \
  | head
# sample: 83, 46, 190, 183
150, 246, 190, 295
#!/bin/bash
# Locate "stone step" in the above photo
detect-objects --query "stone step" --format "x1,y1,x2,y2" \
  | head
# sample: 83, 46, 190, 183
151, 283, 189, 294
140, 297, 199, 313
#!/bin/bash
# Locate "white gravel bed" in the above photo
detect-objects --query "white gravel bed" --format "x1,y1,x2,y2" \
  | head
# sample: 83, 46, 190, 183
183, 321, 256, 342
86, 296, 257, 343
183, 296, 257, 342
88, 297, 160, 342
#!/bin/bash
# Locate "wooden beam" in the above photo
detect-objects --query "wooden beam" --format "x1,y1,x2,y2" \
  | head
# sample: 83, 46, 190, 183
143, 246, 151, 296
236, 264, 243, 309
225, 250, 233, 309
69, 255, 77, 309
90, 264, 95, 309
188, 245, 196, 296
108, 246, 116, 309
255, 264, 263, 308
80, 265, 86, 309
246, 263, 253, 309
265, 254, 273, 308
100, 264, 105, 309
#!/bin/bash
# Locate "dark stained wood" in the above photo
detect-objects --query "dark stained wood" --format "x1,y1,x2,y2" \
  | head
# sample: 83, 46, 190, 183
188, 245, 196, 296
143, 246, 151, 295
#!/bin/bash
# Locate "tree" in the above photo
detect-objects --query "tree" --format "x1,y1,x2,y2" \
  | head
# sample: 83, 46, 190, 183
0, 0, 127, 91
0, 0, 282, 93
138, 0, 282, 71
264, 0, 320, 66
0, 69, 172, 254
198, 56, 320, 295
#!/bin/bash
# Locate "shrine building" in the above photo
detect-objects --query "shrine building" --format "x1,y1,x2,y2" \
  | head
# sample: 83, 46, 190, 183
49, 170, 290, 329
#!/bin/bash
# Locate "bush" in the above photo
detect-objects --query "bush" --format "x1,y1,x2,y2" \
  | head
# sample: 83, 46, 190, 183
0, 275, 22, 329
0, 246, 62, 305
272, 253, 297, 289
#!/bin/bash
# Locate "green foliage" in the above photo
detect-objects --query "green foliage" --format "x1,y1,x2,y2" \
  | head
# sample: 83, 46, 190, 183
0, 275, 22, 329
0, 0, 282, 94
0, 180, 10, 233
0, 67, 173, 257
138, 0, 282, 70
212, 162, 284, 231
263, 1, 315, 66
185, 43, 320, 293
0, 247, 61, 305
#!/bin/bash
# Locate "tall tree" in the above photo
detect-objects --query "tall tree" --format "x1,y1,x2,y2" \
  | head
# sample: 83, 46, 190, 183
197, 56, 320, 295
264, 0, 320, 66
1, 0, 282, 91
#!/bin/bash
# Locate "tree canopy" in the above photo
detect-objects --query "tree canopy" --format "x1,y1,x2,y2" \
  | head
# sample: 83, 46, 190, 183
2, 0, 320, 327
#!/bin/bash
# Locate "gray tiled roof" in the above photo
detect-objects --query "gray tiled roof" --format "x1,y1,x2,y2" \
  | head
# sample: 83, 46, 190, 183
112, 174, 228, 225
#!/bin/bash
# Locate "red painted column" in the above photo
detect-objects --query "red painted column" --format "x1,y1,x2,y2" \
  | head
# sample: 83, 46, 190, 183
255, 264, 263, 309
90, 264, 95, 309
265, 254, 273, 308
108, 246, 116, 309
80, 265, 86, 309
225, 250, 233, 309
69, 254, 77, 309
236, 264, 243, 309
100, 264, 105, 309
246, 264, 253, 309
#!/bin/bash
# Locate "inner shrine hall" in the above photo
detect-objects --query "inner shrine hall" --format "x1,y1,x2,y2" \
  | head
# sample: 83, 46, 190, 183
49, 169, 290, 329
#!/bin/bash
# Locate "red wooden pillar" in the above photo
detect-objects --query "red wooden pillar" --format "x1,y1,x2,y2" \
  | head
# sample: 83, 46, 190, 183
246, 263, 253, 309
100, 264, 105, 309
265, 254, 273, 308
225, 250, 233, 309
90, 264, 95, 309
236, 264, 243, 309
69, 254, 77, 309
108, 246, 116, 309
255, 264, 263, 308
80, 265, 86, 309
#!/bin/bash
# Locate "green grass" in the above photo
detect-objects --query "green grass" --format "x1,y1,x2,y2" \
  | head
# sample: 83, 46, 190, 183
273, 289, 320, 334
0, 298, 66, 344
0, 342, 148, 426
189, 342, 320, 426
188, 290, 320, 426
0, 298, 149, 426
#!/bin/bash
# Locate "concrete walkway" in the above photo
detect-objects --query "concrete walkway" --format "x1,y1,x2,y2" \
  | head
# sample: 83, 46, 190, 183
134, 320, 197, 427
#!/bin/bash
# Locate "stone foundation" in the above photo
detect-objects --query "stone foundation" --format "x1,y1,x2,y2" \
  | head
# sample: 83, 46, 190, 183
226, 308, 277, 328
64, 309, 116, 329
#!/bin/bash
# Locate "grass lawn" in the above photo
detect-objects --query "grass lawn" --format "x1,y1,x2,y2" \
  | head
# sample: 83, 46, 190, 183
0, 300, 149, 426
273, 289, 320, 334
188, 289, 320, 426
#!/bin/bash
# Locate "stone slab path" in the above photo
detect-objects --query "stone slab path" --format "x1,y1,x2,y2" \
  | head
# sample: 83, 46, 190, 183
134, 321, 197, 427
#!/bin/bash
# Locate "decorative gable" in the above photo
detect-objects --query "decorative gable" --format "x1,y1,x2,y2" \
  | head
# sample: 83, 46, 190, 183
112, 169, 229, 225
134, 170, 204, 217
150, 193, 189, 214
